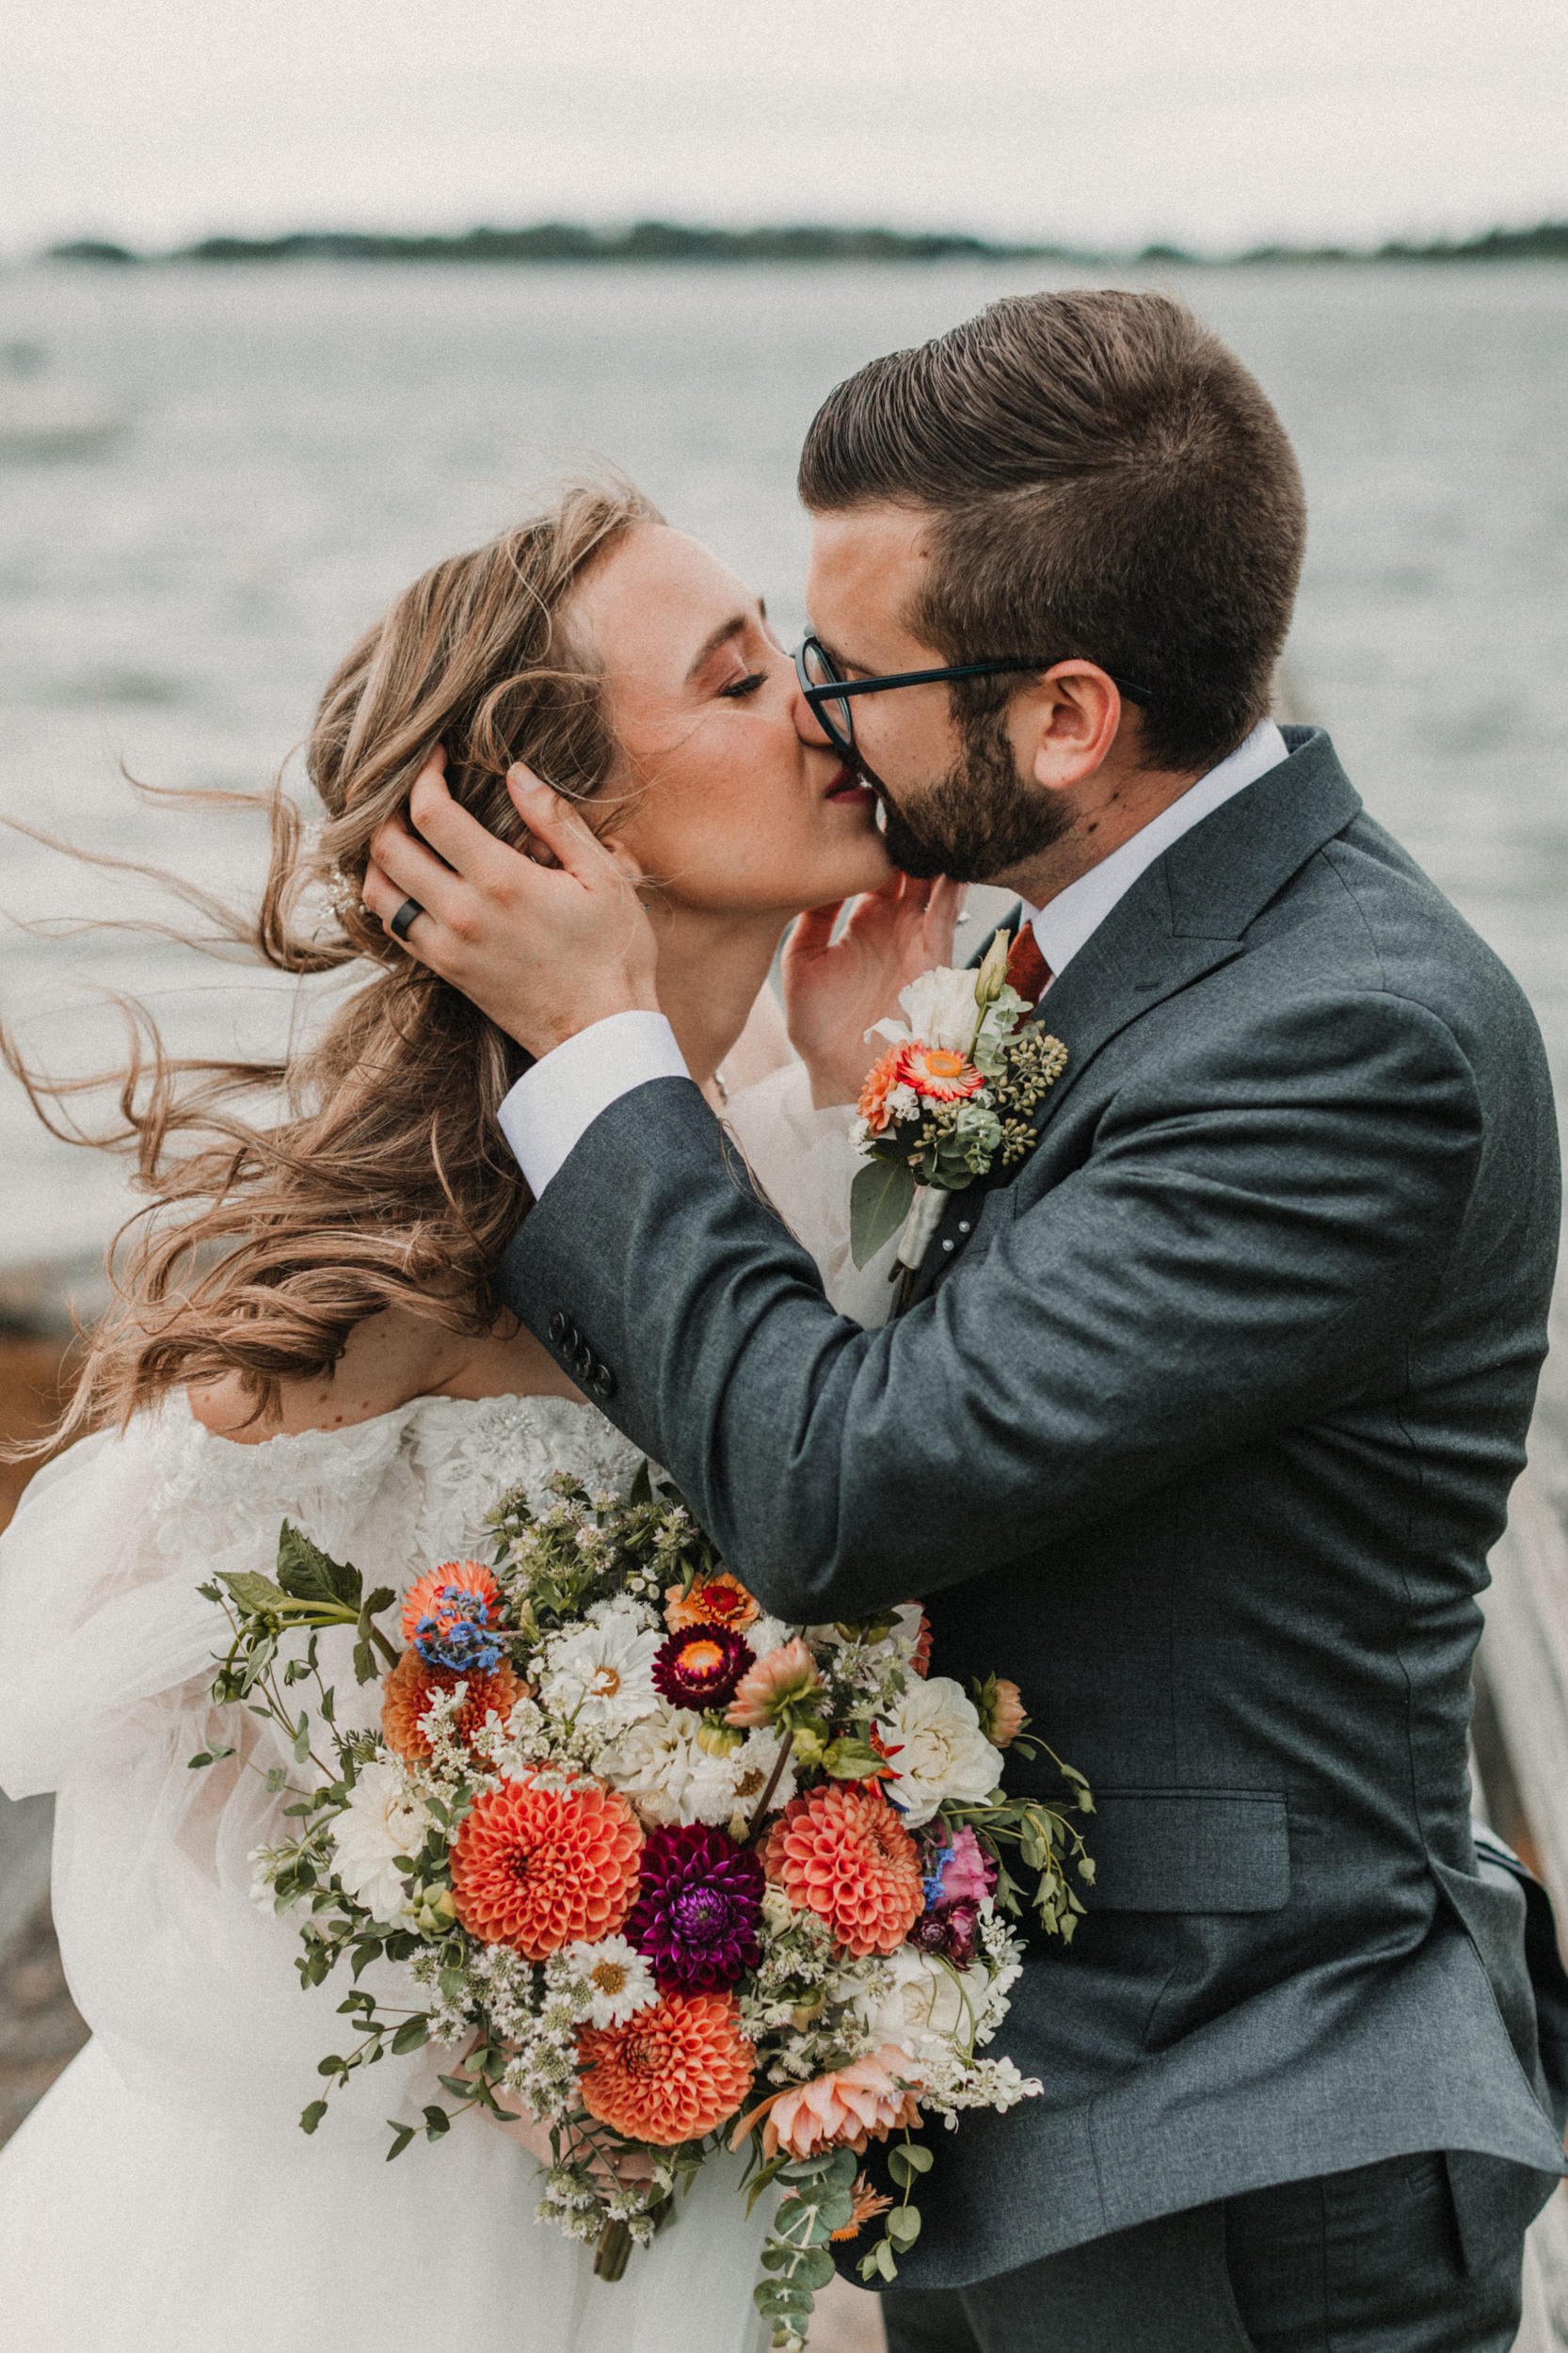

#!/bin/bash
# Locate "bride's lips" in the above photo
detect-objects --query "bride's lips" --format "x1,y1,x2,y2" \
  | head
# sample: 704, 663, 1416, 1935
824, 765, 877, 808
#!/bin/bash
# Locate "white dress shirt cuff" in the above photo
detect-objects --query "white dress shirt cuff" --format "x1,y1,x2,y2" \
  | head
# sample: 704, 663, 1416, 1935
498, 1011, 691, 1198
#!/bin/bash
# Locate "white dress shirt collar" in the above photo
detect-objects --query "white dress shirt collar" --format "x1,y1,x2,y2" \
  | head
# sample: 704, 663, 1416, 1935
1025, 718, 1288, 980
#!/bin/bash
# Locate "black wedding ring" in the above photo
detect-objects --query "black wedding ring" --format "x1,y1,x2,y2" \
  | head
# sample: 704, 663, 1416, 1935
389, 897, 424, 943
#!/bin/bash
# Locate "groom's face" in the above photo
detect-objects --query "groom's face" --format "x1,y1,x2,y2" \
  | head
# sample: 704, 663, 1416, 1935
804, 505, 1072, 883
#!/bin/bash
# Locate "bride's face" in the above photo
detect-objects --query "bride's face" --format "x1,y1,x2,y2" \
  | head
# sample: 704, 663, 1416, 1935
569, 524, 892, 914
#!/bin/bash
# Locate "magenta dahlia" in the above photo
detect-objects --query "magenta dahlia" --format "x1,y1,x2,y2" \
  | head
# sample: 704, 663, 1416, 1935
651, 1623, 755, 1714
627, 1824, 766, 1990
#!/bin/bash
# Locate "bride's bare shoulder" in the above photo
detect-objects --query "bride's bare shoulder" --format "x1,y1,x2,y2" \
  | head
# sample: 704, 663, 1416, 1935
185, 1306, 581, 1445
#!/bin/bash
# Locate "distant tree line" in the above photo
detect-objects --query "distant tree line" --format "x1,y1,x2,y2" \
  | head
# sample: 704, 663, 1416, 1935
42, 219, 1568, 268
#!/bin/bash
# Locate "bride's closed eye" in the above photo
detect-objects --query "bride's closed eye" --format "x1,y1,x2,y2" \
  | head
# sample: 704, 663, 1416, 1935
716, 670, 769, 700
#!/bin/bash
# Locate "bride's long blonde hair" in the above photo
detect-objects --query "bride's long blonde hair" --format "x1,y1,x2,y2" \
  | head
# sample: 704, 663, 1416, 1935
4, 480, 661, 1447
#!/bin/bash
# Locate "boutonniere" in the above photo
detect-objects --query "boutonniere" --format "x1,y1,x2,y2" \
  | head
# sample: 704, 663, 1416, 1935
850, 932, 1068, 1280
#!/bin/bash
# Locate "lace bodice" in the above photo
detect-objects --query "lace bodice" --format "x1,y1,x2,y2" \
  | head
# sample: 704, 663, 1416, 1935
144, 1389, 643, 1581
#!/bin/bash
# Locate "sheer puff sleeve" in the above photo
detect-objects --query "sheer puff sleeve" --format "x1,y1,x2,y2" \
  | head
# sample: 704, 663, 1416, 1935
719, 1056, 899, 1328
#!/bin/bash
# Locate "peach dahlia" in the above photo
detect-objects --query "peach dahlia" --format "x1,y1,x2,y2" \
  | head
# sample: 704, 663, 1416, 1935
451, 1770, 642, 1960
578, 1989, 756, 2144
735, 2047, 922, 2161
760, 1784, 924, 1957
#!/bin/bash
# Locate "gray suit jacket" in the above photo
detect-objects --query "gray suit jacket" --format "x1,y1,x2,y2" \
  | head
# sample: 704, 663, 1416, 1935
502, 728, 1568, 2284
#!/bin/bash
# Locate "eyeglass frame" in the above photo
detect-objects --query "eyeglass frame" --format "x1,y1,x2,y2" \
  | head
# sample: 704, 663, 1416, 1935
794, 634, 1152, 760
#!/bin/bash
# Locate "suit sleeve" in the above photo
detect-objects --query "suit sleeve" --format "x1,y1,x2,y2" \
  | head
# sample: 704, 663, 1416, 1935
497, 989, 1484, 1621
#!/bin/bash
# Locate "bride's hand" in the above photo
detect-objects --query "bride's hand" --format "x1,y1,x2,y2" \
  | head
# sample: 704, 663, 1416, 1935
781, 872, 968, 1109
464, 2045, 655, 2189
362, 748, 659, 1057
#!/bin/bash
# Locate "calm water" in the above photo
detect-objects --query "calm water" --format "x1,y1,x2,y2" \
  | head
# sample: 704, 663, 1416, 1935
3, 259, 1567, 1368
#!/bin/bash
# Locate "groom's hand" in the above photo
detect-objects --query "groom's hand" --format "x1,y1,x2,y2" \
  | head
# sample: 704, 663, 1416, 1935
362, 749, 659, 1058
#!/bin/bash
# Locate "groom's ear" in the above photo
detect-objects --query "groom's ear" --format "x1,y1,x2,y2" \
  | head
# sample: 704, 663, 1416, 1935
1024, 664, 1128, 793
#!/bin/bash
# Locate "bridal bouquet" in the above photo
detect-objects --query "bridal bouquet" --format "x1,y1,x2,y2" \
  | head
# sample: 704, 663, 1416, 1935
196, 1472, 1093, 2348
850, 932, 1067, 1281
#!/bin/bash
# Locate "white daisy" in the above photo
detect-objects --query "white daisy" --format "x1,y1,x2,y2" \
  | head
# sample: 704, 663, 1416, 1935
561, 1936, 659, 2030
536, 1598, 662, 1735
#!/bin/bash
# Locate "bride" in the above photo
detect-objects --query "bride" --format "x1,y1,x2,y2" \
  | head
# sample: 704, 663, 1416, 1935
0, 483, 957, 2352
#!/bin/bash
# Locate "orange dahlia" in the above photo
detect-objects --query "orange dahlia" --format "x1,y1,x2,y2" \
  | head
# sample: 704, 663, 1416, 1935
734, 2048, 923, 2161
381, 1650, 524, 1762
399, 1561, 506, 1678
760, 1784, 923, 1956
451, 1770, 643, 1960
578, 1989, 756, 2144
665, 1572, 760, 1634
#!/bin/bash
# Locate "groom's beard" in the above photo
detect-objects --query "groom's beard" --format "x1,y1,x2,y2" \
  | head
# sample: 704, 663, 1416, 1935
871, 702, 1073, 884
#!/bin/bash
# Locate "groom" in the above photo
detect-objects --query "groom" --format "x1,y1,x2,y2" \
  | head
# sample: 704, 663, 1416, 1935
366, 291, 1568, 2349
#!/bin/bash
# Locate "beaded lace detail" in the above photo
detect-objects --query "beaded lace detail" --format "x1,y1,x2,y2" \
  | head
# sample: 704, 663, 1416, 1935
138, 1389, 644, 1575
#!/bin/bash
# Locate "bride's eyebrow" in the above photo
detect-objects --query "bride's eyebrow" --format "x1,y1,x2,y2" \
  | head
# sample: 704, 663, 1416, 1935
684, 603, 767, 685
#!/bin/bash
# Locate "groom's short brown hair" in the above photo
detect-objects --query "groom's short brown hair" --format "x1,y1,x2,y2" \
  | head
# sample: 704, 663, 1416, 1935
798, 289, 1305, 774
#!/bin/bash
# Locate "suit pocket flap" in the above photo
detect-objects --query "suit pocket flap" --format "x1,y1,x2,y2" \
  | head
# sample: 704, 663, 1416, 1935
1083, 1790, 1290, 1914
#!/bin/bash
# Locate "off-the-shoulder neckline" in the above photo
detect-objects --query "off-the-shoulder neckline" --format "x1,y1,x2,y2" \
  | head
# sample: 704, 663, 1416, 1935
177, 1386, 604, 1453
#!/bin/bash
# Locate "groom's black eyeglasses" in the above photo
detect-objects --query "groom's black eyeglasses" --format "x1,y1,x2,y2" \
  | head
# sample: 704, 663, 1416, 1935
795, 633, 1151, 761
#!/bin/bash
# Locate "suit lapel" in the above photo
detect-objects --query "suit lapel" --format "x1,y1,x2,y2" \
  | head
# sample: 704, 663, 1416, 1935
903, 730, 1364, 1309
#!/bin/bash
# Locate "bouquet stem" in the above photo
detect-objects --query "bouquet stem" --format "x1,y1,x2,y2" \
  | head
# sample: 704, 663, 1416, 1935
895, 1184, 948, 1277
594, 2219, 633, 2282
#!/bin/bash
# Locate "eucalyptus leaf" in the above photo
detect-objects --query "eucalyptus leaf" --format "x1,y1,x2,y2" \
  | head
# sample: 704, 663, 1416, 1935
850, 1157, 916, 1268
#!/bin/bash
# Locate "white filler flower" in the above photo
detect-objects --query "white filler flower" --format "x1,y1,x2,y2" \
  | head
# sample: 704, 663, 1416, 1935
329, 1762, 432, 1925
875, 1675, 1004, 1828
536, 1598, 662, 1735
561, 1936, 659, 2030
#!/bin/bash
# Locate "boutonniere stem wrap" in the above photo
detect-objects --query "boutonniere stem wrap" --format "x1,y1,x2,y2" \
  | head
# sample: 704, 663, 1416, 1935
850, 933, 1067, 1277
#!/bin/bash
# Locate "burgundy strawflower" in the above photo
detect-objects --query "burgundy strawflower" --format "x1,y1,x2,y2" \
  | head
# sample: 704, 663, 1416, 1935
627, 1823, 766, 1990
911, 1899, 982, 1967
651, 1623, 755, 1714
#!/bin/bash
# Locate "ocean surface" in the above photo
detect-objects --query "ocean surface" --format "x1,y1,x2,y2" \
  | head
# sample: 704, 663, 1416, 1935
2, 258, 1567, 1368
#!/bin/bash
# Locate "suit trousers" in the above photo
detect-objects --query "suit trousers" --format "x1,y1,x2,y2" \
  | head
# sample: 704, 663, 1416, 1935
877, 2153, 1550, 2353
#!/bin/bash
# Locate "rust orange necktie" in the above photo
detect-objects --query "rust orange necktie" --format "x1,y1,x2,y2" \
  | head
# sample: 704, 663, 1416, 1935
1003, 923, 1053, 1006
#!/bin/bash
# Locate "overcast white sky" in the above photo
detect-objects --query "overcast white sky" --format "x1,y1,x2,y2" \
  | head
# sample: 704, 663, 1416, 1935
5, 0, 1566, 256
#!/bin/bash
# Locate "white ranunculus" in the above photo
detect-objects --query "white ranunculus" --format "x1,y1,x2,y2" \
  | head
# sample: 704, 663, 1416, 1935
875, 1675, 1004, 1828
536, 1601, 662, 1736
859, 1943, 993, 2055
873, 966, 983, 1057
329, 1763, 432, 1925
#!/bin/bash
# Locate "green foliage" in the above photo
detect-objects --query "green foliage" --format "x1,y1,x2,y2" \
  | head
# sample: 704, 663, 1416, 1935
277, 1522, 362, 1609
850, 1157, 916, 1268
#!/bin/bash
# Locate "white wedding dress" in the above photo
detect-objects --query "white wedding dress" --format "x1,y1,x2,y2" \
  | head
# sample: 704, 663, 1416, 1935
0, 1068, 887, 2353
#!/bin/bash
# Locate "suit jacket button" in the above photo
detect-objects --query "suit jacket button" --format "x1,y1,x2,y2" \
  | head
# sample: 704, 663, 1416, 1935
957, 1221, 972, 1235
941, 1238, 955, 1252
593, 1363, 616, 1399
548, 1310, 568, 1346
574, 1345, 595, 1382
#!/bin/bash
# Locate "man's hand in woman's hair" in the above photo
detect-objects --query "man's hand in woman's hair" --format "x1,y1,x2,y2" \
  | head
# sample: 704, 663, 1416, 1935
362, 747, 659, 1058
